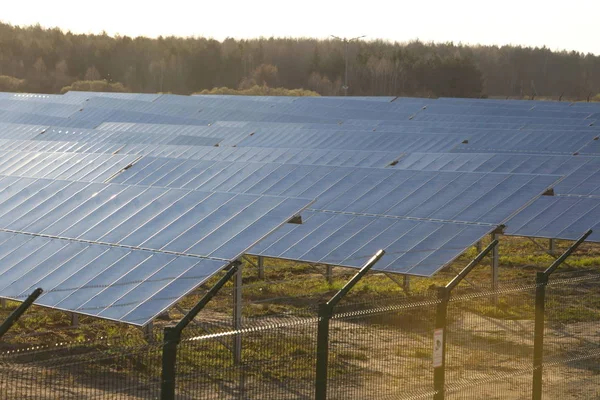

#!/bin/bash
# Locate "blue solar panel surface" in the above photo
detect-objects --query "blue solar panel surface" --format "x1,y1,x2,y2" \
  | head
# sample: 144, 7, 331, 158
0, 90, 598, 324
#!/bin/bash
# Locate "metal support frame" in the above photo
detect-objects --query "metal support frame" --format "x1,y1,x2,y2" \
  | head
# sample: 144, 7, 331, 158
257, 256, 265, 280
161, 262, 239, 400
433, 240, 498, 400
71, 313, 79, 327
233, 263, 243, 364
144, 321, 154, 342
0, 288, 43, 339
403, 275, 411, 293
532, 230, 591, 400
476, 241, 482, 253
527, 237, 574, 268
242, 255, 265, 280
174, 305, 233, 350
491, 232, 500, 291
384, 273, 411, 295
315, 249, 385, 400
325, 265, 333, 285
549, 239, 556, 255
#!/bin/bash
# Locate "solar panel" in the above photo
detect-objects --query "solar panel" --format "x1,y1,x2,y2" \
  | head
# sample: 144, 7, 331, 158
0, 151, 138, 182
392, 153, 589, 174
0, 234, 225, 325
0, 111, 98, 128
110, 159, 560, 225
0, 99, 83, 118
36, 127, 221, 147
0, 122, 49, 140
62, 91, 163, 102
250, 210, 493, 276
71, 107, 212, 126
451, 131, 597, 155
235, 130, 467, 152
505, 195, 600, 242
412, 112, 595, 126
0, 176, 311, 325
391, 152, 600, 197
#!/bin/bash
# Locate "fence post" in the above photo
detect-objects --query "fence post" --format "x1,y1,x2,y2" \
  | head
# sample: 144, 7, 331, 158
532, 272, 548, 400
531, 229, 591, 400
314, 250, 385, 400
161, 326, 180, 400
433, 287, 450, 400
432, 239, 499, 400
315, 303, 333, 400
159, 262, 240, 400
0, 288, 43, 339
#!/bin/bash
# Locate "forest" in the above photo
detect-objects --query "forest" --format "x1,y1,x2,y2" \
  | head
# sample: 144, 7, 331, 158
0, 22, 599, 100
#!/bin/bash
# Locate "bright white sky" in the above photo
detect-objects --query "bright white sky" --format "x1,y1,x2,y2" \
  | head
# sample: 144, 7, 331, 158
2, 0, 599, 54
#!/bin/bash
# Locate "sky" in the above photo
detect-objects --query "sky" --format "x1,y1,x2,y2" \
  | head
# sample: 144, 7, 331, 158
2, 0, 599, 55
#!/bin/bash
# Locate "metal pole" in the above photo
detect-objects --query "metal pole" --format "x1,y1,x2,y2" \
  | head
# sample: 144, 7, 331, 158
432, 240, 498, 400
315, 303, 333, 400
403, 275, 411, 294
315, 250, 385, 400
544, 230, 592, 276
531, 229, 591, 400
476, 241, 482, 253
491, 233, 500, 290
532, 272, 547, 400
0, 289, 42, 339
233, 264, 243, 364
257, 256, 264, 280
160, 263, 239, 400
548, 239, 555, 255
161, 326, 179, 400
326, 265, 333, 285
433, 287, 449, 400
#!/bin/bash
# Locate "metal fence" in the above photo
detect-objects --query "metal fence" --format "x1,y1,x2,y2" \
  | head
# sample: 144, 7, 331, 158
0, 272, 599, 399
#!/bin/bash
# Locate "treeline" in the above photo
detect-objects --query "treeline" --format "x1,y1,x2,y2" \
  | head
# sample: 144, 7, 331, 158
0, 22, 599, 99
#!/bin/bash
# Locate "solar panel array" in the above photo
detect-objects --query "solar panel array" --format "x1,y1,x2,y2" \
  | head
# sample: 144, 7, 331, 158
0, 90, 598, 325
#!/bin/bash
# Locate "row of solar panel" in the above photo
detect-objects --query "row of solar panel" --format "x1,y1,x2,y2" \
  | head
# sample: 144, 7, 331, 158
0, 91, 597, 328
3, 142, 596, 250
0, 93, 598, 129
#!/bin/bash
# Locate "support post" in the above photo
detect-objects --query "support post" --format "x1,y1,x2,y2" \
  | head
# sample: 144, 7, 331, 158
315, 303, 333, 400
532, 272, 547, 400
433, 287, 449, 400
549, 239, 556, 255
161, 263, 239, 400
233, 264, 243, 364
403, 275, 411, 294
326, 265, 333, 285
161, 326, 179, 400
144, 321, 154, 342
315, 250, 385, 400
71, 313, 79, 327
0, 288, 43, 339
491, 232, 500, 290
476, 241, 482, 253
433, 240, 498, 400
257, 256, 264, 280
531, 229, 592, 400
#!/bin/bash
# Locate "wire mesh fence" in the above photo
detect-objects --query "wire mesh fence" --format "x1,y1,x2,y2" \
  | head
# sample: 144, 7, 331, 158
0, 333, 163, 399
542, 271, 600, 399
0, 270, 599, 399
445, 280, 537, 399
